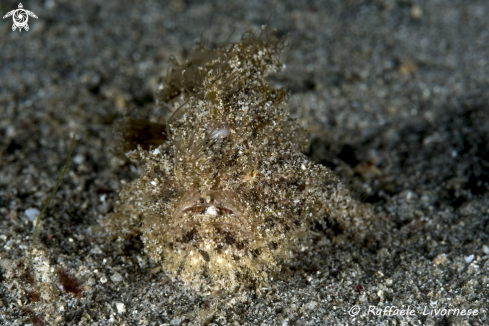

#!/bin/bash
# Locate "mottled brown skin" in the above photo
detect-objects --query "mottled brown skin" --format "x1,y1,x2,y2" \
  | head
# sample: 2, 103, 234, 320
106, 29, 371, 290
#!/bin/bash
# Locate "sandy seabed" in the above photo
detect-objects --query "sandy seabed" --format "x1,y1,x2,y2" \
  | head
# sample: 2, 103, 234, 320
1, 0, 488, 325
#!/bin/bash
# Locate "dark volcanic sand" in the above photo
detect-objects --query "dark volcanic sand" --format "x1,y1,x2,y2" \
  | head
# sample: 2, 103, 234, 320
1, 0, 488, 325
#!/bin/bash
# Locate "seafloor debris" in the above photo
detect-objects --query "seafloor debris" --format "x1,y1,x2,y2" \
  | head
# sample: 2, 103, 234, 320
106, 27, 372, 290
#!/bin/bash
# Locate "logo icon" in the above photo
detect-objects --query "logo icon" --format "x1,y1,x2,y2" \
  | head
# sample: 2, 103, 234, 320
3, 3, 38, 32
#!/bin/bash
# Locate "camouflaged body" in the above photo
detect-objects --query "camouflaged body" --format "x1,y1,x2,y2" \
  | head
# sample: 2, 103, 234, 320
106, 30, 370, 290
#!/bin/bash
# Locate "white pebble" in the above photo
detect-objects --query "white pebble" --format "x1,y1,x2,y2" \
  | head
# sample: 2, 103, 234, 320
24, 208, 40, 222
405, 190, 413, 201
152, 148, 160, 155
73, 154, 85, 165
110, 272, 123, 282
6, 126, 16, 137
483, 245, 489, 255
464, 254, 474, 263
115, 302, 125, 313
100, 276, 107, 283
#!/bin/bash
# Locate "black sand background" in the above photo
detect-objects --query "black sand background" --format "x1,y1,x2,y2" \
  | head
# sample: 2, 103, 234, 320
1, 0, 488, 325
